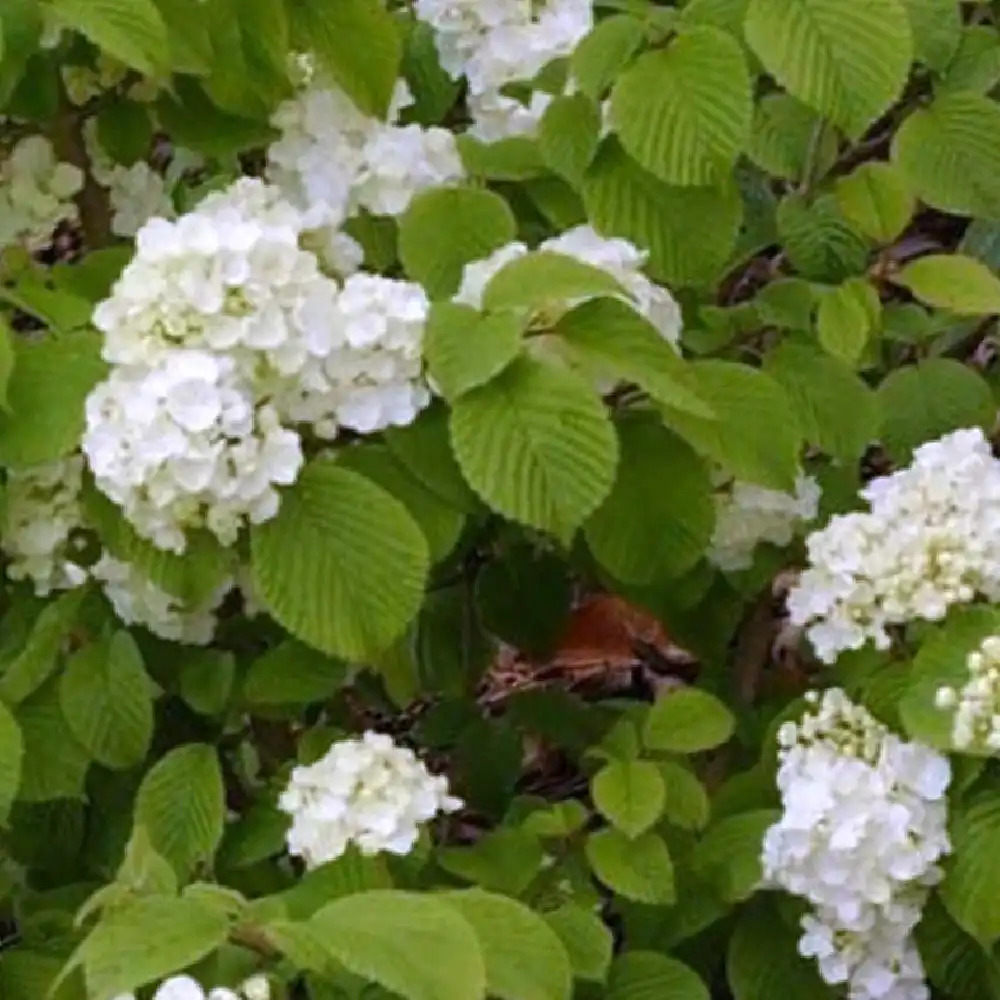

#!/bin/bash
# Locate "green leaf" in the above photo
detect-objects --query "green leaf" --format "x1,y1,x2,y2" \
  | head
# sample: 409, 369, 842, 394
450, 356, 617, 540
893, 253, 1000, 315
96, 101, 154, 166
658, 762, 710, 832
939, 27, 1000, 96
438, 829, 544, 897
153, 0, 213, 74
892, 91, 1000, 218
660, 361, 802, 491
482, 251, 625, 314
544, 905, 613, 983
764, 341, 880, 463
15, 681, 90, 802
941, 796, 1000, 946
877, 359, 996, 461
178, 649, 234, 716
0, 319, 16, 413
305, 890, 486, 1000
134, 743, 225, 878
608, 952, 709, 1000
592, 759, 666, 838
644, 688, 735, 753
399, 188, 517, 299
0, 588, 85, 706
903, 0, 961, 69
79, 895, 230, 1000
582, 139, 743, 288
744, 0, 913, 136
58, 632, 153, 770
424, 303, 523, 400
538, 93, 601, 185
50, 0, 169, 76
691, 810, 779, 902
570, 14, 645, 100
610, 26, 751, 185
585, 828, 675, 904
401, 20, 461, 126
442, 890, 572, 1000
749, 93, 838, 184
835, 161, 915, 244
0, 699, 23, 824
251, 460, 429, 659
917, 895, 1000, 1000
243, 640, 347, 706
553, 297, 713, 416
585, 418, 714, 584
457, 136, 547, 181
816, 277, 881, 365
0, 332, 107, 468
777, 193, 870, 282
287, 0, 401, 117
0, 0, 42, 106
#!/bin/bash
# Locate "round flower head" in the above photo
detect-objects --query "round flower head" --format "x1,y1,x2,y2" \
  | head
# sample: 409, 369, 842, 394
936, 633, 1000, 752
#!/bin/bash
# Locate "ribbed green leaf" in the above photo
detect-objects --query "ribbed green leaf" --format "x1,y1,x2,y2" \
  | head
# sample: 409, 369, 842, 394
745, 0, 913, 135
691, 810, 780, 902
835, 161, 915, 244
585, 828, 675, 904
645, 688, 735, 753
658, 762, 710, 832
939, 27, 1000, 96
51, 0, 169, 76
816, 277, 881, 365
942, 796, 1000, 946
538, 93, 601, 185
251, 460, 429, 659
903, 0, 961, 69
544, 905, 613, 983
570, 14, 646, 100
15, 681, 89, 802
0, 0, 42, 105
892, 91, 1000, 218
777, 193, 870, 282
0, 699, 22, 824
243, 640, 347, 706
134, 743, 225, 878
917, 895, 1000, 1000
893, 253, 1000, 315
611, 26, 751, 185
449, 356, 618, 540
749, 94, 838, 183
592, 759, 666, 838
608, 951, 709, 1000
482, 252, 625, 313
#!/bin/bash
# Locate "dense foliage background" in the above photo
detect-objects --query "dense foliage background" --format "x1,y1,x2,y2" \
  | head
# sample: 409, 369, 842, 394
4, 1, 1000, 999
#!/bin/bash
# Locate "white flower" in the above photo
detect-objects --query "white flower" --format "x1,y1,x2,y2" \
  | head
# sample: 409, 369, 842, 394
762, 689, 950, 1000
3, 456, 89, 595
83, 351, 303, 553
789, 428, 1000, 663
93, 554, 231, 646
710, 474, 821, 573
114, 974, 266, 1000
935, 633, 1000, 752
279, 730, 462, 868
467, 88, 554, 142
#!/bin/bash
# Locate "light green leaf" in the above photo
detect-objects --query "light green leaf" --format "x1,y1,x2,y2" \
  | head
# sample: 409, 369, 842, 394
592, 759, 666, 838
178, 649, 234, 716
438, 829, 544, 897
941, 796, 1000, 947
816, 277, 881, 365
744, 0, 913, 136
482, 251, 625, 314
287, 0, 401, 117
243, 640, 347, 706
611, 26, 751, 185
543, 905, 613, 983
939, 27, 1000, 96
399, 188, 516, 299
892, 91, 1000, 218
116, 824, 178, 897
917, 895, 1000, 1000
251, 460, 429, 659
0, 319, 16, 413
306, 890, 486, 1000
0, 332, 107, 468
424, 303, 523, 401
749, 93, 838, 183
51, 0, 168, 76
134, 743, 225, 878
777, 192, 870, 282
903, 0, 961, 69
79, 895, 230, 1000
893, 253, 1000, 315
449, 356, 618, 540
553, 297, 713, 417
691, 809, 779, 902
660, 361, 803, 491
658, 762, 710, 832
585, 417, 714, 584
582, 139, 743, 288
608, 951, 709, 1000
457, 135, 547, 181
538, 93, 601, 185
59, 632, 153, 770
0, 0, 42, 105
153, 0, 213, 74
585, 828, 675, 904
877, 359, 995, 461
0, 700, 23, 824
570, 14, 645, 100
15, 681, 90, 802
835, 161, 915, 244
442, 890, 572, 1000
644, 688, 735, 753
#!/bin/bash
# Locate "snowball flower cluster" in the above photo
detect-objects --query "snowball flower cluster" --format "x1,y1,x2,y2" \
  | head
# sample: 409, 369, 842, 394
455, 225, 682, 346
0, 136, 83, 251
279, 731, 462, 868
935, 634, 1000, 751
113, 973, 269, 1000
709, 473, 821, 572
762, 688, 951, 1000
788, 428, 1000, 663
2, 456, 89, 595
268, 73, 463, 240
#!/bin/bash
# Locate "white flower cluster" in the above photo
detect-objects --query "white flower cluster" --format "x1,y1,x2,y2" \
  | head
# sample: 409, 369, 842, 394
2, 456, 89, 595
114, 973, 269, 1000
709, 473, 821, 573
763, 688, 951, 1000
788, 428, 1000, 664
935, 634, 1000, 751
268, 72, 463, 244
84, 177, 433, 552
455, 225, 682, 346
279, 730, 462, 868
415, 0, 594, 140
0, 136, 83, 251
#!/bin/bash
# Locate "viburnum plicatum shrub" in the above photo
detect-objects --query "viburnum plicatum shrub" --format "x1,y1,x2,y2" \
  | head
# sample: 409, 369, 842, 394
8, 3, 1000, 1000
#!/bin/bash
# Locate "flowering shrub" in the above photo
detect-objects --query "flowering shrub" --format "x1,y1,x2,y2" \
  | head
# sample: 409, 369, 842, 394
4, 2, 1000, 1000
